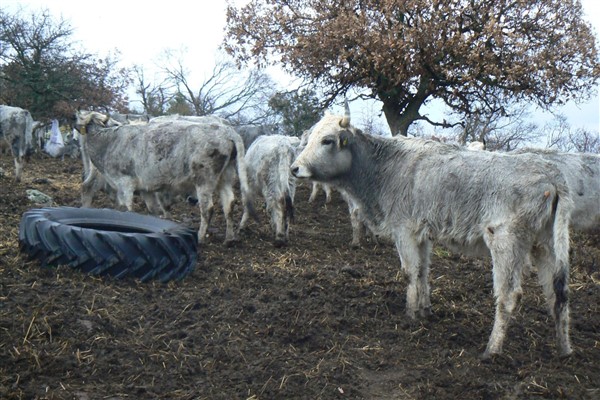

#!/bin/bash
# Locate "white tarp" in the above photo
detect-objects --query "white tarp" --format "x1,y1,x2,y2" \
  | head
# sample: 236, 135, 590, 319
44, 119, 65, 157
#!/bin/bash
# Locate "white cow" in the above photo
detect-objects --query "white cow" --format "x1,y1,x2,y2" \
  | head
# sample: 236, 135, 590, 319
240, 135, 300, 247
0, 105, 34, 182
291, 104, 574, 358
76, 110, 254, 245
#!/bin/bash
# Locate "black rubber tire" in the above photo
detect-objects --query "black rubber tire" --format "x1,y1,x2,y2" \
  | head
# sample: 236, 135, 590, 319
19, 207, 198, 282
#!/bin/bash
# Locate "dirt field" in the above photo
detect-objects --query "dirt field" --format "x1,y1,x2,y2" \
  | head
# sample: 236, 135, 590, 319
1, 152, 599, 400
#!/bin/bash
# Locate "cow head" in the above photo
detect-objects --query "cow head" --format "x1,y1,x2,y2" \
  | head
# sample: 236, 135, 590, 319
74, 110, 119, 134
291, 102, 354, 182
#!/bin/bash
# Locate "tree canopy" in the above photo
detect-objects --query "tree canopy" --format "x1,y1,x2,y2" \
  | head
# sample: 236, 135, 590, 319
269, 88, 323, 136
0, 8, 131, 121
225, 0, 600, 135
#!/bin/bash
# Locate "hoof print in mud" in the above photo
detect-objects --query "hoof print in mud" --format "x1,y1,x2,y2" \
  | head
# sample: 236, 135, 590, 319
19, 207, 198, 282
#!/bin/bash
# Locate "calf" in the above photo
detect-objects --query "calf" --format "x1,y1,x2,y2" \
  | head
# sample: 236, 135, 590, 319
240, 135, 300, 247
291, 105, 574, 358
0, 105, 34, 182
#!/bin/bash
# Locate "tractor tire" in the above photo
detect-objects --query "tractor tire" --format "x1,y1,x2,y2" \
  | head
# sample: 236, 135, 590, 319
19, 207, 198, 282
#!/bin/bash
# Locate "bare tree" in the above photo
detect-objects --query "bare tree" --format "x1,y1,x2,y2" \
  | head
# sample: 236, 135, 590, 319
453, 105, 543, 151
546, 114, 600, 153
132, 65, 174, 116
159, 50, 277, 123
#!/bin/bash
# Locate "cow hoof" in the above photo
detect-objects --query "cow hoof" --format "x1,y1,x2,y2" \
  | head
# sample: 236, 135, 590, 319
224, 238, 240, 248
273, 238, 287, 248
559, 347, 573, 359
419, 308, 432, 318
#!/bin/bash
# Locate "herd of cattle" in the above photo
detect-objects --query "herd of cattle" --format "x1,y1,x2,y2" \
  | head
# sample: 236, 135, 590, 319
1, 103, 599, 359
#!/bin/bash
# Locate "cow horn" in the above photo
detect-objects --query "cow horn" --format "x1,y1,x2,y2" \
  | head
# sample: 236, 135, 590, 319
340, 99, 350, 128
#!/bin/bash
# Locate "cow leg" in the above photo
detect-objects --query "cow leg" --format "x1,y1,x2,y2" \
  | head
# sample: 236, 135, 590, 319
349, 201, 363, 248
219, 183, 237, 246
323, 184, 332, 204
113, 179, 135, 211
155, 192, 173, 219
238, 187, 255, 232
196, 187, 214, 244
483, 228, 527, 358
342, 191, 363, 248
394, 229, 432, 319
141, 191, 163, 216
308, 182, 319, 203
81, 175, 103, 208
13, 156, 23, 182
532, 245, 572, 356
272, 197, 287, 247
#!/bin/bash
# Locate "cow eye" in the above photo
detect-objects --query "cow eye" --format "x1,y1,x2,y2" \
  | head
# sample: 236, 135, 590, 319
322, 138, 334, 146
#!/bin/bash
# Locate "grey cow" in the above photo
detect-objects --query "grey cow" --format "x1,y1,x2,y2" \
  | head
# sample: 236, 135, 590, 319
234, 124, 277, 150
240, 134, 300, 247
0, 105, 34, 182
76, 110, 253, 245
291, 105, 574, 359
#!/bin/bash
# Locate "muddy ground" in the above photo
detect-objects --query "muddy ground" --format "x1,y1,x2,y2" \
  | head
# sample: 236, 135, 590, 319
0, 152, 599, 400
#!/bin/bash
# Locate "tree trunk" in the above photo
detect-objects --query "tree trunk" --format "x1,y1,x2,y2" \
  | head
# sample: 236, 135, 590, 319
380, 76, 431, 136
382, 102, 406, 136
381, 99, 424, 136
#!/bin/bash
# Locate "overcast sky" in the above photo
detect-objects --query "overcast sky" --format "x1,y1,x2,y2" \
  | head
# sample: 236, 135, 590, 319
3, 0, 599, 134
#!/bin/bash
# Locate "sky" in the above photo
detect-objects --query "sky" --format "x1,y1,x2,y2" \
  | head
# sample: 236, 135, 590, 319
3, 0, 599, 135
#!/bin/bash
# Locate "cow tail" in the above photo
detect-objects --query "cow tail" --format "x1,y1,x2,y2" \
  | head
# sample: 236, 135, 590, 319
280, 147, 295, 223
548, 182, 574, 355
23, 111, 33, 157
552, 185, 573, 273
233, 136, 259, 222
551, 183, 572, 286
79, 133, 93, 180
82, 162, 100, 186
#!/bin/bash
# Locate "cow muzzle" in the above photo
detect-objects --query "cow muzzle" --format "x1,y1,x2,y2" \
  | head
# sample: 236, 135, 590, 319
290, 164, 311, 179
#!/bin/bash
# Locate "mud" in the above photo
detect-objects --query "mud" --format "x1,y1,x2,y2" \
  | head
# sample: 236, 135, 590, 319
1, 152, 599, 399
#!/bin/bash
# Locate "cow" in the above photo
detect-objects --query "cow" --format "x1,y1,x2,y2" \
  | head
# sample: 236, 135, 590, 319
149, 114, 226, 126
300, 126, 374, 248
0, 105, 34, 182
467, 141, 486, 151
151, 116, 275, 151
239, 135, 300, 247
110, 112, 150, 125
234, 124, 277, 150
512, 148, 600, 232
290, 104, 574, 359
75, 110, 254, 246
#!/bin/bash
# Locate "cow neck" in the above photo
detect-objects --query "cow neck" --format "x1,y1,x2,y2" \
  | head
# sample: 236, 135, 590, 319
337, 131, 404, 226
